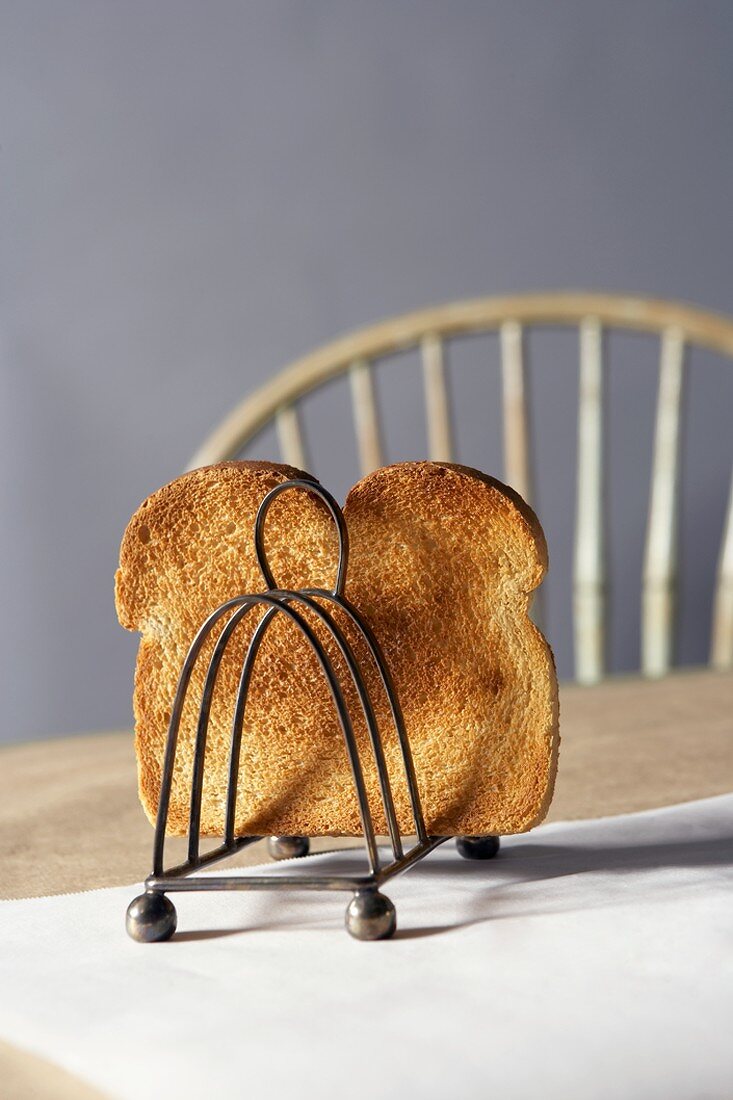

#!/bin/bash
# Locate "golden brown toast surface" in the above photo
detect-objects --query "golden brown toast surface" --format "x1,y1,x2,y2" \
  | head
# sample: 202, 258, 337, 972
116, 460, 558, 837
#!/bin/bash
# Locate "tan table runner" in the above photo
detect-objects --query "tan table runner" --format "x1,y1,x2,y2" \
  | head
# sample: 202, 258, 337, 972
1, 669, 731, 902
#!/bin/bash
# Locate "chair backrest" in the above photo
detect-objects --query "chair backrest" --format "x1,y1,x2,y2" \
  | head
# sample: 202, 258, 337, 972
189, 292, 733, 684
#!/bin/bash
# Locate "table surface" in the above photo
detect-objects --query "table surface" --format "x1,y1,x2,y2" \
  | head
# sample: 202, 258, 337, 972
2, 668, 732, 903
1, 668, 731, 1100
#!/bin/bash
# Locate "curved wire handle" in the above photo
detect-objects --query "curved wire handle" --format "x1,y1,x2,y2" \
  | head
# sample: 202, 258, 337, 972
254, 478, 349, 597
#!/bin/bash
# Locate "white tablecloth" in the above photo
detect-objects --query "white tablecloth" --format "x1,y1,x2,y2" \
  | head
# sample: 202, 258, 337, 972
1, 795, 731, 1100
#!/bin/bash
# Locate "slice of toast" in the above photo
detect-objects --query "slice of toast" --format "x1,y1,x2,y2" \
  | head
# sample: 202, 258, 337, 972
344, 462, 558, 836
116, 460, 558, 838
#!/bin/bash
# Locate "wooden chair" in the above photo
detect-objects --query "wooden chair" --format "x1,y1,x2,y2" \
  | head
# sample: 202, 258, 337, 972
188, 293, 733, 685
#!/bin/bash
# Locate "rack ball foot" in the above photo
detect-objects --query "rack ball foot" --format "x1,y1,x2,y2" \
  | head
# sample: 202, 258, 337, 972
456, 835, 501, 860
268, 835, 310, 860
126, 891, 177, 942
345, 890, 396, 941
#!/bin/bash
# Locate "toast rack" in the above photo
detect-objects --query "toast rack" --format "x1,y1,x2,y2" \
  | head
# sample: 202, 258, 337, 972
126, 479, 500, 943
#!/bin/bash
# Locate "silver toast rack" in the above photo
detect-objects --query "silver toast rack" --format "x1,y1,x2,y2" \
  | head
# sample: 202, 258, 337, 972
126, 479, 500, 944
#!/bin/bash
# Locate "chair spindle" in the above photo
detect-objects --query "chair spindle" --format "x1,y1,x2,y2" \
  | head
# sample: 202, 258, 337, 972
500, 321, 533, 504
642, 327, 686, 677
711, 468, 733, 670
349, 358, 384, 476
574, 317, 606, 684
276, 403, 308, 471
501, 321, 545, 630
421, 334, 453, 462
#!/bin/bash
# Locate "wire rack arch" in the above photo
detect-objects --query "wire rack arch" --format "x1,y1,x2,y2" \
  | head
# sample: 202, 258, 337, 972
126, 478, 499, 944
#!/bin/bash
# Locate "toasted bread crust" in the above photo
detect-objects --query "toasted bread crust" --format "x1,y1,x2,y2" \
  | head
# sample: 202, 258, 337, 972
116, 460, 559, 837
344, 462, 558, 834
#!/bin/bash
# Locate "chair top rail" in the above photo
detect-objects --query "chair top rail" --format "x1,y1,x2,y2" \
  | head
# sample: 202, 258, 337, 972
188, 292, 733, 469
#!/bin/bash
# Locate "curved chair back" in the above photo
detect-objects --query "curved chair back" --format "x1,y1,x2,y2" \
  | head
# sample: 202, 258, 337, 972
189, 293, 733, 684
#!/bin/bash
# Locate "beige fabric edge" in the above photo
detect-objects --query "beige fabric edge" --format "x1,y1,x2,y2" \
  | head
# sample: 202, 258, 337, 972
1, 669, 731, 903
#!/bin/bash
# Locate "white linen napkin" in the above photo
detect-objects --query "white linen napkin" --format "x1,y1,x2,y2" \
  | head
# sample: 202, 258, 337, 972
1, 795, 731, 1100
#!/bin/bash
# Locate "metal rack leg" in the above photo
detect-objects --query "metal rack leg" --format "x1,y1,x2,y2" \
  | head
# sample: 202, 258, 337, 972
345, 889, 396, 941
268, 836, 310, 860
456, 835, 501, 860
126, 890, 178, 942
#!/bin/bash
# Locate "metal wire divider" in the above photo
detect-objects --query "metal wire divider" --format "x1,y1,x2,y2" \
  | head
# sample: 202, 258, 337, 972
126, 479, 499, 944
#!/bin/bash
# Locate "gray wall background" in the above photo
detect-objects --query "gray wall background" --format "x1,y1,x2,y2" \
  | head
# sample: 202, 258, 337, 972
2, 1, 733, 744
